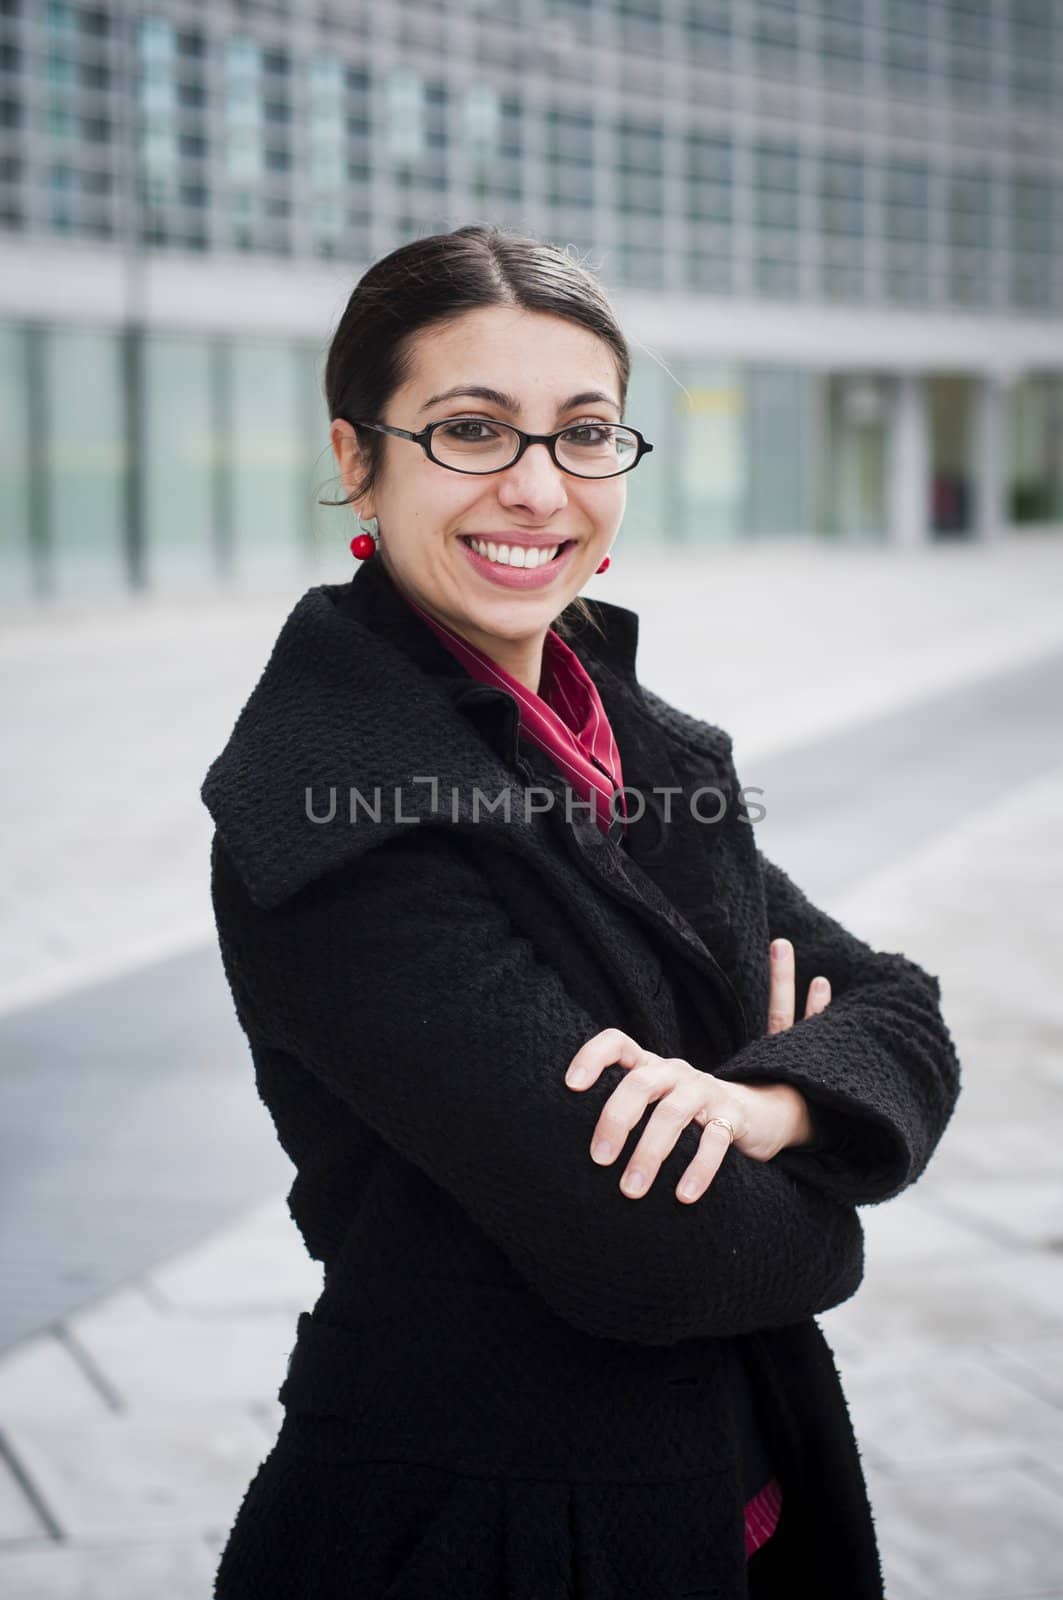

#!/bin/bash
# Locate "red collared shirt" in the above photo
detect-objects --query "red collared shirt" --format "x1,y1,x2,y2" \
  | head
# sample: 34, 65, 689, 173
400, 594, 629, 841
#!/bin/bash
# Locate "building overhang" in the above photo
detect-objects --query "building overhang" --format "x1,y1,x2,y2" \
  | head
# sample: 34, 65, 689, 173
1, 238, 1062, 379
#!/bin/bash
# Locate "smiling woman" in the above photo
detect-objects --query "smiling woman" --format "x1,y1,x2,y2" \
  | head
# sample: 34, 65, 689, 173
202, 223, 961, 1599
328, 316, 635, 687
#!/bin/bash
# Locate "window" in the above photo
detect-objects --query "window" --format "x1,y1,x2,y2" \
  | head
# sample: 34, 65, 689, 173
949, 169, 991, 250
754, 140, 799, 229
686, 132, 732, 222
224, 37, 263, 184
137, 16, 178, 198
884, 0, 929, 101
546, 107, 594, 208
463, 82, 499, 160
947, 168, 992, 306
386, 66, 425, 164
753, 2, 800, 80
1009, 1, 1055, 106
1009, 175, 1055, 311
819, 153, 863, 236
818, 13, 863, 90
307, 54, 345, 197
617, 0, 663, 55
683, 0, 732, 68
615, 116, 663, 217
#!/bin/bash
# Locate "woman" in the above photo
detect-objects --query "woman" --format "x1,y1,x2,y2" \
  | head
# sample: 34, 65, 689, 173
201, 224, 961, 1599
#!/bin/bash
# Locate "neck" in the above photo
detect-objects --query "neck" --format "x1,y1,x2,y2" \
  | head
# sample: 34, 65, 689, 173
448, 622, 546, 696
383, 562, 550, 696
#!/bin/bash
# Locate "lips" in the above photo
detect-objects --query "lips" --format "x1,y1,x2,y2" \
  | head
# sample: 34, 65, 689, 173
457, 534, 580, 589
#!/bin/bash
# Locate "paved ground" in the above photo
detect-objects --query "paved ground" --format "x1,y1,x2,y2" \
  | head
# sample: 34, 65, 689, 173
0, 531, 1061, 1597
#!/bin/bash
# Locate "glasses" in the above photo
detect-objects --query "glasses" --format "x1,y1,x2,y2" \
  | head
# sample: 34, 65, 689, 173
351, 417, 654, 479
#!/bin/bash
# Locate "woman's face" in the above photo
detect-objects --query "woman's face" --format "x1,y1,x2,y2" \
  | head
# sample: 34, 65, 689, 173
330, 305, 627, 676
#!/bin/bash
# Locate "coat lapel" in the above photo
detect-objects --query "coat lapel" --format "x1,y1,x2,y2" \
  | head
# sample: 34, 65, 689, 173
531, 657, 751, 1049
200, 555, 748, 1050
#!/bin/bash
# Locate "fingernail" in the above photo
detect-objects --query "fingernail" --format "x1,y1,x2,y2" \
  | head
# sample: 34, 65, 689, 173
813, 978, 828, 994
567, 1067, 589, 1087
591, 1139, 613, 1162
679, 1178, 699, 1199
623, 1170, 645, 1194
771, 940, 785, 961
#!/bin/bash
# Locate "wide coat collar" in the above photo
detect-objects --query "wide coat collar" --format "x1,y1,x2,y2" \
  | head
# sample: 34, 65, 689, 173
200, 553, 748, 1048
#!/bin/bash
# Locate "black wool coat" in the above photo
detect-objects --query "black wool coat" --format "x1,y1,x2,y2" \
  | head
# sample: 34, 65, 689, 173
201, 552, 962, 1600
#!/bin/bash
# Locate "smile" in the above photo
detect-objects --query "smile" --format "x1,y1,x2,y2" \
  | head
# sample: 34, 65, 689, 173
458, 536, 579, 589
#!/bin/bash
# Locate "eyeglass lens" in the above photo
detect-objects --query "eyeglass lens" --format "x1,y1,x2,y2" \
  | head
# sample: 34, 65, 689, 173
430, 419, 639, 476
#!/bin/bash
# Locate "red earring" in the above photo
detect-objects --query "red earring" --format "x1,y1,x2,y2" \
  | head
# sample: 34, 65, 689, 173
595, 554, 611, 574
350, 516, 379, 561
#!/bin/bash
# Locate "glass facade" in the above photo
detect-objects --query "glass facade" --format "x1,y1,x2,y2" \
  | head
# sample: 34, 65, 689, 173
42, 326, 125, 600
142, 334, 215, 589
0, 0, 1061, 603
1, 0, 1060, 312
0, 322, 32, 603
1010, 375, 1063, 524
12, 323, 1055, 599
827, 375, 890, 541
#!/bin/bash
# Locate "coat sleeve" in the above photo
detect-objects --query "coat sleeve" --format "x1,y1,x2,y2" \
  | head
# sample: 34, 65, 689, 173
799, 1099, 861, 1156
718, 848, 963, 1208
209, 825, 865, 1348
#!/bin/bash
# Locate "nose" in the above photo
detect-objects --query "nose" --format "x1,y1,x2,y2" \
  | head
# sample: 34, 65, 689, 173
495, 440, 569, 519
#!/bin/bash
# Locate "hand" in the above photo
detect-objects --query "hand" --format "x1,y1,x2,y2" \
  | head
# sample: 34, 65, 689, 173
563, 939, 832, 1203
767, 937, 831, 1038
764, 937, 833, 1148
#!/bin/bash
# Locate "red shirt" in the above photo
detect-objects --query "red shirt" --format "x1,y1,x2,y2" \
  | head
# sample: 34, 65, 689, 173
401, 594, 629, 841
397, 586, 782, 1562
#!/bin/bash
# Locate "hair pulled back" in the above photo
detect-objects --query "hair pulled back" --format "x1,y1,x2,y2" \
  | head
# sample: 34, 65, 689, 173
323, 224, 631, 640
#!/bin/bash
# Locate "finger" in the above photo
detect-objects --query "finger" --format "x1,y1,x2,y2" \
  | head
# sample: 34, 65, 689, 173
614, 1081, 715, 1199
564, 1027, 644, 1090
766, 938, 796, 1034
675, 1121, 736, 1203
588, 1055, 681, 1171
804, 976, 831, 1019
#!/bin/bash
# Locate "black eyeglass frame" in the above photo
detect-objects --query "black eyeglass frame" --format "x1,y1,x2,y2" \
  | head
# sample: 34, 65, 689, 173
350, 418, 654, 480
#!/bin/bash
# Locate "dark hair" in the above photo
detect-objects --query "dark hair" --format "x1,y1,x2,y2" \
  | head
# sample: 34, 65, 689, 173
322, 224, 631, 641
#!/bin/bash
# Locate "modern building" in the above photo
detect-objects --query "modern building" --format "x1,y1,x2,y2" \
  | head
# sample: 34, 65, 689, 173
1, 0, 1062, 604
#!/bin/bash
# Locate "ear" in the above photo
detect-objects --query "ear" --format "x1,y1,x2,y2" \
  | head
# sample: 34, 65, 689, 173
329, 419, 374, 518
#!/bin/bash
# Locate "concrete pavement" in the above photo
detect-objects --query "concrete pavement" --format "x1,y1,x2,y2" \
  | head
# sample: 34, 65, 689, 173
1, 533, 1061, 1597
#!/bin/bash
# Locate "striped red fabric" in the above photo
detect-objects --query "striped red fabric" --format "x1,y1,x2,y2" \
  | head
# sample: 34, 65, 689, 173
398, 584, 782, 1562
744, 1474, 783, 1560
401, 592, 629, 839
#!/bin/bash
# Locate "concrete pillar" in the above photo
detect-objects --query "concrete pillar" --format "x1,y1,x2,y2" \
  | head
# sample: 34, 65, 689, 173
972, 372, 1012, 541
887, 373, 931, 545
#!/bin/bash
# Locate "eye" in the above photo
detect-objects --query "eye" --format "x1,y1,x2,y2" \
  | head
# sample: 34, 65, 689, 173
436, 418, 506, 443
562, 421, 616, 446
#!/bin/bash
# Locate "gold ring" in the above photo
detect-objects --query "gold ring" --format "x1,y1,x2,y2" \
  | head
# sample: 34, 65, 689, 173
705, 1116, 735, 1147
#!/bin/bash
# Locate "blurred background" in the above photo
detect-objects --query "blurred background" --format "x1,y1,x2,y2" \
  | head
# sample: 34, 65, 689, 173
0, 3, 1061, 1598
1, 0, 1062, 597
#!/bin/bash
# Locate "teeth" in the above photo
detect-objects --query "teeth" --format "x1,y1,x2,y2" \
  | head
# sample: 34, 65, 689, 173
468, 539, 561, 569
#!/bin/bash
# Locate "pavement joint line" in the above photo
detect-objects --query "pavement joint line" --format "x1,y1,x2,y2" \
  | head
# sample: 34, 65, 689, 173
52, 1323, 126, 1415
0, 1427, 64, 1543
736, 628, 1063, 769
0, 922, 216, 1024
978, 1357, 1063, 1414
1017, 1455, 1063, 1502
908, 1196, 1063, 1258
137, 1275, 174, 1314
749, 647, 1063, 901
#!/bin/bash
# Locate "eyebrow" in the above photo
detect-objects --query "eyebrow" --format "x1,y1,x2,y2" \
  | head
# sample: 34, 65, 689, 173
417, 384, 622, 417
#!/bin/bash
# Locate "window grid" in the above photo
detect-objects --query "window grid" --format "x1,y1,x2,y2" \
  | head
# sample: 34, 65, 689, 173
0, 0, 1059, 314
